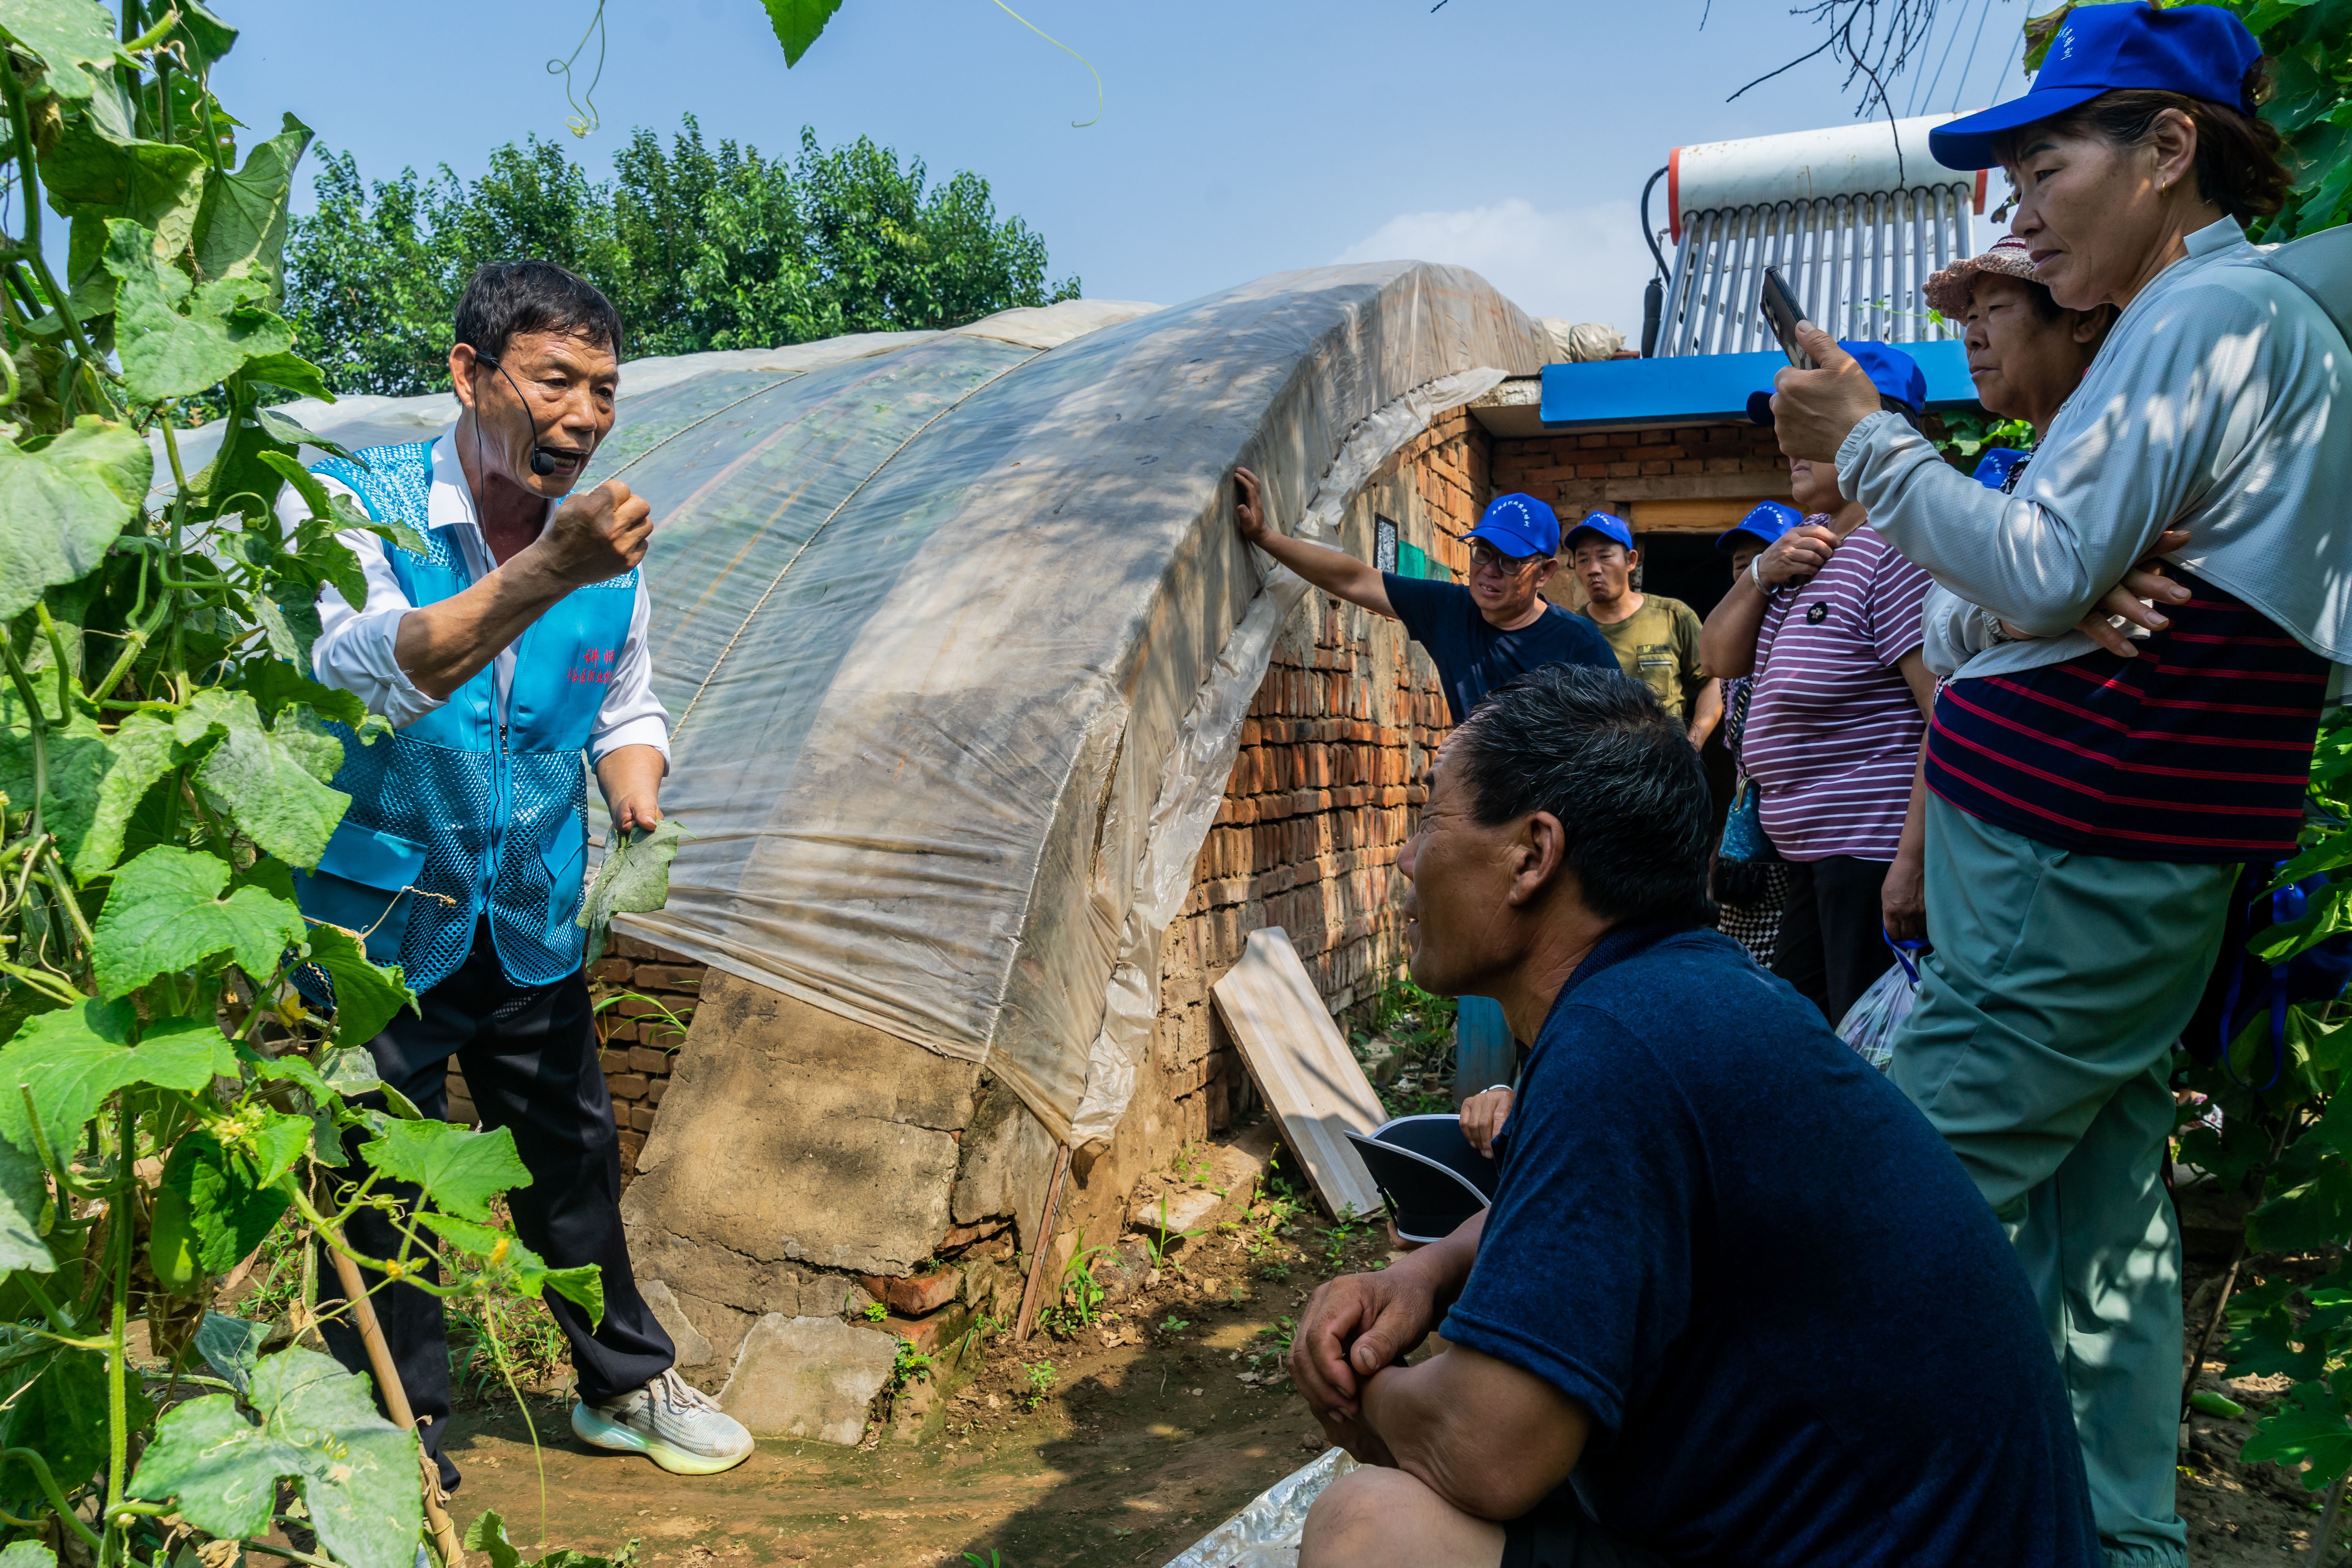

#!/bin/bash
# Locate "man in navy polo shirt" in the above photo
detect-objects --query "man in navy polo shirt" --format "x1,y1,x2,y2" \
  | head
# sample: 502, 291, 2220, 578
1289, 666, 2098, 1568
1232, 467, 1615, 725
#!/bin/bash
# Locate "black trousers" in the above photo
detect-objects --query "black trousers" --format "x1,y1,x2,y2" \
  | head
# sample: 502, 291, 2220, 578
1769, 855, 1896, 1028
318, 920, 674, 1490
1503, 1495, 1667, 1567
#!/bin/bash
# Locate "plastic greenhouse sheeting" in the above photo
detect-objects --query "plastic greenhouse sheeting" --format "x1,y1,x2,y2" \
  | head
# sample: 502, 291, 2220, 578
205, 268, 1546, 1149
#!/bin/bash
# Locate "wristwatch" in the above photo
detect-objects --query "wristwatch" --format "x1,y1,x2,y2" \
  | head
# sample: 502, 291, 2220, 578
1749, 555, 1770, 592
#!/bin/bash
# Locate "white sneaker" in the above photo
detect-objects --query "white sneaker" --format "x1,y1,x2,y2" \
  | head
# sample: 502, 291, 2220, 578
572, 1369, 754, 1475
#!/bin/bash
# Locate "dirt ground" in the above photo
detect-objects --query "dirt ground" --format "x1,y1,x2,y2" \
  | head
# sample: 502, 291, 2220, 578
443, 1198, 1385, 1568
428, 1187, 2349, 1568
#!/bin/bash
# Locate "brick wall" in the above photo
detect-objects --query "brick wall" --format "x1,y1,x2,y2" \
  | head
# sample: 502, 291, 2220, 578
1491, 423, 1788, 513
1146, 408, 1485, 1146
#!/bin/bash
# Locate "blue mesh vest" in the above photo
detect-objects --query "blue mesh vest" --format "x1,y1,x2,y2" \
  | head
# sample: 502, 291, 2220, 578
296, 440, 639, 991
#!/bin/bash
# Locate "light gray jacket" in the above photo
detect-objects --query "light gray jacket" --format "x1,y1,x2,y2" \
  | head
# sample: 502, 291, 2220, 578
1842, 218, 2351, 683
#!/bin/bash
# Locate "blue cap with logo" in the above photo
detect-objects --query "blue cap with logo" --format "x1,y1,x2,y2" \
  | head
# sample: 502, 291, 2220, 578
1565, 512, 1636, 554
1468, 492, 1561, 558
1748, 340, 1927, 426
1928, 3, 2260, 172
1971, 447, 2031, 490
1717, 500, 1803, 552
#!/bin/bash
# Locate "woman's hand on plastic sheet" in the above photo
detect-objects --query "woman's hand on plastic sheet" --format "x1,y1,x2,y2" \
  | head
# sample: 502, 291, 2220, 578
1291, 1263, 1439, 1422
1234, 466, 1273, 546
1756, 524, 1838, 588
1459, 1087, 1513, 1158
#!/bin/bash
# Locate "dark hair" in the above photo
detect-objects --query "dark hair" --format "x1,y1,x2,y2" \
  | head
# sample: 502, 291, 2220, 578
1999, 76, 2291, 224
1447, 664, 1715, 930
1879, 394, 1926, 433
453, 261, 625, 365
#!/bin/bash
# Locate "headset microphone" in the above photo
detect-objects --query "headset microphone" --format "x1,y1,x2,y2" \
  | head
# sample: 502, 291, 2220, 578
475, 353, 577, 481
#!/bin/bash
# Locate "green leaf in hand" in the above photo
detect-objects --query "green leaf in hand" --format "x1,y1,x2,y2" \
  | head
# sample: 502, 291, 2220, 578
0, 414, 152, 622
130, 1345, 423, 1568
301, 922, 417, 1045
360, 1118, 529, 1222
577, 818, 687, 966
760, 0, 845, 65
90, 845, 306, 997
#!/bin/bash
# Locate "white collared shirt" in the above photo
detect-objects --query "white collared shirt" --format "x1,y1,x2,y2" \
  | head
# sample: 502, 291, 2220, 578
292, 431, 670, 765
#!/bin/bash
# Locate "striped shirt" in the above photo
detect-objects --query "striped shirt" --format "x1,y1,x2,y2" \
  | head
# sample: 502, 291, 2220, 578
1743, 523, 1933, 862
1924, 570, 2328, 861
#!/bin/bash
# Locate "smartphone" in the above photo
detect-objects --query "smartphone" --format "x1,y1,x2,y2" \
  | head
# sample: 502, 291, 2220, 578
1760, 267, 1813, 370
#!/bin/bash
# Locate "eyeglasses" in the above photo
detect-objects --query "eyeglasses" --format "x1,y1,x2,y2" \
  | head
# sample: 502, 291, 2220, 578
1469, 543, 1545, 574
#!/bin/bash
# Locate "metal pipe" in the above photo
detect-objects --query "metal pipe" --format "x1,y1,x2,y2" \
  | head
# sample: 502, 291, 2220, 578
1657, 222, 1697, 358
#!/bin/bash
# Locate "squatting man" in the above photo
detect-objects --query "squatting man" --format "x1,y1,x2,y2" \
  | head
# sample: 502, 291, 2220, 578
291, 260, 753, 1489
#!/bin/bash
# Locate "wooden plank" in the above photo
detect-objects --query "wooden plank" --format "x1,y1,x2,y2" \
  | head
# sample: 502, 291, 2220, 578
1627, 495, 1795, 533
1211, 927, 1385, 1221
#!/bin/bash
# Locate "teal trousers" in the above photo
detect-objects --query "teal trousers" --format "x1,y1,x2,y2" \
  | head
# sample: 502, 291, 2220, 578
1890, 797, 2235, 1568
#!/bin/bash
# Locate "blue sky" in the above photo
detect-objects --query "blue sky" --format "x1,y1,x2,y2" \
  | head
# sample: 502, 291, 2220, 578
214, 0, 2034, 337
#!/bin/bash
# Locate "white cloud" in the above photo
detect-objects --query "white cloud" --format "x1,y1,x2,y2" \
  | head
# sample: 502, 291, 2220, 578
1333, 197, 1659, 338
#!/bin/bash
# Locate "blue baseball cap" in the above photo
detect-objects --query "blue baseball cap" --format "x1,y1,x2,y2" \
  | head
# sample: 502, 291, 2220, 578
1748, 340, 1926, 426
1971, 447, 2031, 490
1717, 501, 1803, 552
1929, 3, 2261, 171
1468, 492, 1561, 558
1564, 512, 1636, 554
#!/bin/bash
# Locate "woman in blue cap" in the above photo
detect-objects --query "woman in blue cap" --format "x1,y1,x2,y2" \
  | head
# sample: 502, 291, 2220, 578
1769, 7, 2347, 1565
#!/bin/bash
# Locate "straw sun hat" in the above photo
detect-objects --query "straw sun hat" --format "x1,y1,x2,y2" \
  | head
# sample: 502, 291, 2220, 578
1924, 233, 2041, 317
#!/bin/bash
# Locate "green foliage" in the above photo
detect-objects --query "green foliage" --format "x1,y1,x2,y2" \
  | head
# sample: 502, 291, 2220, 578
887, 1337, 933, 1394
284, 117, 1081, 398
761, 0, 846, 66
1040, 1230, 1112, 1337
2183, 713, 2352, 1497
132, 1346, 423, 1568
0, 7, 627, 1562
1020, 1359, 1055, 1409
1930, 409, 2036, 464
1143, 1194, 1204, 1270
465, 1508, 639, 1568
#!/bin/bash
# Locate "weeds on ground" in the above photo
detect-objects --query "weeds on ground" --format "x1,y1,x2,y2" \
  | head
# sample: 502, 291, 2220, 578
1022, 1361, 1056, 1410
887, 1339, 933, 1394
1160, 1314, 1191, 1336
1246, 1316, 1297, 1381
1040, 1230, 1114, 1337
863, 1301, 889, 1323
1145, 1195, 1204, 1270
963, 1553, 1005, 1568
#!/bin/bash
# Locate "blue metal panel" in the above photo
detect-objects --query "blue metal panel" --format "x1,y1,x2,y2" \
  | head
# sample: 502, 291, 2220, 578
1538, 341, 1978, 430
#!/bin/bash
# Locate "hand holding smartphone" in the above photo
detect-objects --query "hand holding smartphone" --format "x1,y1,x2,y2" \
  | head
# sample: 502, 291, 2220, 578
1760, 267, 1813, 370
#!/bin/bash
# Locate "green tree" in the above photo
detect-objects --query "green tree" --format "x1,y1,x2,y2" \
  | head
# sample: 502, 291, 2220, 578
282, 117, 1080, 397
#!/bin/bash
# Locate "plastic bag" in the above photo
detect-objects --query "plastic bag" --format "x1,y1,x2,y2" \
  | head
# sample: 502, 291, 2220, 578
1164, 1447, 1358, 1568
1837, 937, 1925, 1071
